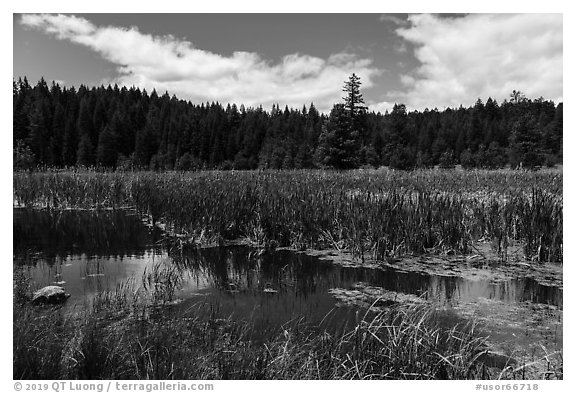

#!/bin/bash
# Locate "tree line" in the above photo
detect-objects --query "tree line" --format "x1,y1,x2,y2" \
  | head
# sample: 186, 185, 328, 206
13, 76, 562, 171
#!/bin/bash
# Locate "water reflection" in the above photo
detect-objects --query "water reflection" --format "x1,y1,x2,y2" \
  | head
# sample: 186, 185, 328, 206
13, 208, 562, 324
13, 208, 162, 260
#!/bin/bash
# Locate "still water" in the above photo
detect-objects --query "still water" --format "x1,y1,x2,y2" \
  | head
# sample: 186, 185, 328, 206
13, 208, 562, 340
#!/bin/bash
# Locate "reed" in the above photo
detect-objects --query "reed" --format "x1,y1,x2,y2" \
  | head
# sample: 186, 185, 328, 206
13, 260, 562, 380
13, 169, 562, 263
10, 282, 490, 379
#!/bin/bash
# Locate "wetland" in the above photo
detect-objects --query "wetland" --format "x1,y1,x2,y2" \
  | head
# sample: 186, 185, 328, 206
13, 169, 563, 379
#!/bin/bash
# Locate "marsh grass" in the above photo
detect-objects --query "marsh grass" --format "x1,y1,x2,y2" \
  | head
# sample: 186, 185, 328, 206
13, 262, 562, 380
141, 263, 183, 305
13, 169, 563, 263
12, 283, 488, 379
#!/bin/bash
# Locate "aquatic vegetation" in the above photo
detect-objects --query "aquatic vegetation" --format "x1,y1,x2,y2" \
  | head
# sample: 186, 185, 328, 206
15, 276, 560, 379
12, 272, 502, 380
12, 211, 563, 380
329, 285, 428, 311
141, 263, 183, 305
13, 169, 563, 263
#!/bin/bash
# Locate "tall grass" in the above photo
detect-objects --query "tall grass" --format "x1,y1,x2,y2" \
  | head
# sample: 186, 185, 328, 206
13, 264, 496, 380
13, 168, 563, 262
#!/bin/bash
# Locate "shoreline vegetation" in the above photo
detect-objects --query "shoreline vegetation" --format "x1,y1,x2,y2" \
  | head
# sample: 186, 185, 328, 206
13, 168, 562, 262
13, 267, 495, 380
13, 168, 563, 380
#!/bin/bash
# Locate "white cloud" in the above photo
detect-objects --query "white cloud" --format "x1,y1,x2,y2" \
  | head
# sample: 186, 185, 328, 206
368, 100, 395, 114
20, 14, 381, 113
396, 14, 562, 110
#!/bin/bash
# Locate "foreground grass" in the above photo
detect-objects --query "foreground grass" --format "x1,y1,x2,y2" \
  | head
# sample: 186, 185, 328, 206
14, 264, 495, 380
13, 168, 563, 262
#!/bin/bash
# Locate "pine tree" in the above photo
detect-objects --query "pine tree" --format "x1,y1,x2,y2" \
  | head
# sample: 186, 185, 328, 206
76, 98, 95, 166
543, 103, 562, 159
13, 78, 31, 144
342, 73, 368, 150
27, 102, 49, 164
509, 114, 544, 169
314, 104, 358, 169
62, 98, 79, 167
294, 143, 314, 169
49, 103, 65, 167
314, 75, 369, 169
97, 112, 122, 168
77, 133, 94, 167
92, 98, 108, 135
342, 73, 367, 118
386, 104, 415, 169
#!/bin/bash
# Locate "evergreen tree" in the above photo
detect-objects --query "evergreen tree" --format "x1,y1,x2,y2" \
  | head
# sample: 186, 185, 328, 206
342, 73, 368, 151
509, 114, 544, 169
77, 133, 94, 167
294, 143, 314, 169
92, 98, 107, 134
386, 104, 415, 169
76, 98, 95, 166
27, 102, 50, 164
543, 103, 562, 160
49, 103, 65, 167
62, 108, 79, 167
97, 112, 122, 168
134, 107, 160, 168
13, 78, 31, 144
342, 73, 368, 118
315, 104, 358, 169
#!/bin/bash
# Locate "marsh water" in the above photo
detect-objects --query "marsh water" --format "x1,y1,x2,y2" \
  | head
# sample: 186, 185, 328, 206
14, 208, 562, 359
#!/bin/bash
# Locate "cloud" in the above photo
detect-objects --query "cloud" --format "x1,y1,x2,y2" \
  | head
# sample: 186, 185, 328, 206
20, 14, 381, 113
394, 42, 408, 54
379, 14, 408, 27
368, 100, 395, 115
396, 13, 562, 110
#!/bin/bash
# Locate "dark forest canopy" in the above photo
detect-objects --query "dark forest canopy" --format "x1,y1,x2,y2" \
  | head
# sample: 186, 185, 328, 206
13, 76, 562, 171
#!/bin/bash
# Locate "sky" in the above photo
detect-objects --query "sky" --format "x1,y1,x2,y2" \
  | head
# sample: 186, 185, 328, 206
13, 13, 563, 113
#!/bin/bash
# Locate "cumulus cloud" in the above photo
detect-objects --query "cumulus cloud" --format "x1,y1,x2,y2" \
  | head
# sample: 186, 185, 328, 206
20, 14, 381, 113
396, 14, 562, 110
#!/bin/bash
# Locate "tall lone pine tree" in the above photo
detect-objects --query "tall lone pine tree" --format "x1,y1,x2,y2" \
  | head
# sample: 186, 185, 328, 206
315, 74, 367, 169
